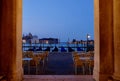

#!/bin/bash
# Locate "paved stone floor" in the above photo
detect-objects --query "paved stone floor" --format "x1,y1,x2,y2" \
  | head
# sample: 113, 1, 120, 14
46, 52, 74, 75
23, 75, 94, 81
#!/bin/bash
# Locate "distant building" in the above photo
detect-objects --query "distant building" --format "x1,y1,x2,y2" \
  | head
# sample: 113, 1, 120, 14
30, 35, 39, 43
39, 38, 58, 44
22, 33, 39, 44
71, 39, 94, 45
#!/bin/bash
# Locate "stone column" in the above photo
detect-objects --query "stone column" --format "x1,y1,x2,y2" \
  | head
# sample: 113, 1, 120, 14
93, 0, 100, 80
113, 0, 120, 80
0, 0, 23, 81
94, 0, 114, 81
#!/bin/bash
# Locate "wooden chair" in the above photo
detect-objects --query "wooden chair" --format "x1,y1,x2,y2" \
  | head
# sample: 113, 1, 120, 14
35, 52, 48, 73
29, 56, 40, 74
44, 51, 49, 61
34, 53, 42, 61
23, 51, 34, 58
73, 55, 85, 75
73, 52, 94, 75
22, 52, 28, 58
27, 51, 34, 58
88, 60, 94, 74
22, 60, 27, 67
36, 53, 46, 68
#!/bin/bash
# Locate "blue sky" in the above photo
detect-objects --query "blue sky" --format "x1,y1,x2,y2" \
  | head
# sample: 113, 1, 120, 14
23, 0, 94, 42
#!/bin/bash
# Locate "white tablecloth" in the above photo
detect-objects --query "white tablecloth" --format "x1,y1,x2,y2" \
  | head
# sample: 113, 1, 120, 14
23, 58, 32, 61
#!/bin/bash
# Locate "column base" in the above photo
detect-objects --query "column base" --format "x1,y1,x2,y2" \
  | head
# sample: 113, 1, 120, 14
93, 69, 99, 81
112, 74, 120, 81
7, 68, 23, 81
99, 73, 113, 81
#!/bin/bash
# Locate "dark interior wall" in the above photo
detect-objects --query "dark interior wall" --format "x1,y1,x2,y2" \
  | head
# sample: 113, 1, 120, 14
0, 0, 3, 75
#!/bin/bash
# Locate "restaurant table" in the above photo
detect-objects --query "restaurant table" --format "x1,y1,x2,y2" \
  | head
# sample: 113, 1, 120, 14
23, 57, 33, 61
79, 57, 94, 74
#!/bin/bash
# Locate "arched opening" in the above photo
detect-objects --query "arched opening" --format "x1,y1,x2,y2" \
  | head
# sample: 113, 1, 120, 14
22, 0, 94, 75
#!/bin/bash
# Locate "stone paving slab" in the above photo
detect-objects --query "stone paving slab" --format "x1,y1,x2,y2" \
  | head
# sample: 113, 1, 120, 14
23, 75, 94, 81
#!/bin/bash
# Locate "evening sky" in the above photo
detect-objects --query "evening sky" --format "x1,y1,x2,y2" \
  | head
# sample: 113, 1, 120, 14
23, 0, 94, 42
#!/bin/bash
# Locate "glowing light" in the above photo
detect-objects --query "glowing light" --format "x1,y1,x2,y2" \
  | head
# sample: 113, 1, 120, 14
22, 40, 26, 43
45, 40, 48, 44
88, 35, 91, 39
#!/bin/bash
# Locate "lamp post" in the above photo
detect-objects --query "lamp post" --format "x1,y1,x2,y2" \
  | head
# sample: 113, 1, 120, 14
58, 38, 60, 48
67, 38, 70, 47
86, 34, 90, 52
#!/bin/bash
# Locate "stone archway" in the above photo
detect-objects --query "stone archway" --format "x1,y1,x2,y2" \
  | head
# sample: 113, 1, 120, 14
0, 0, 120, 81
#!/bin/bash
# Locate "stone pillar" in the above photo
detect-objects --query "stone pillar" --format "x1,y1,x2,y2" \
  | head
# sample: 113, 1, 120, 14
0, 0, 23, 81
94, 0, 114, 81
93, 0, 100, 80
113, 0, 120, 80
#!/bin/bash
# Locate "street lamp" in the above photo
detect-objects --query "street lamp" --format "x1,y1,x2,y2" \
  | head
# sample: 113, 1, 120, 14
86, 34, 90, 52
